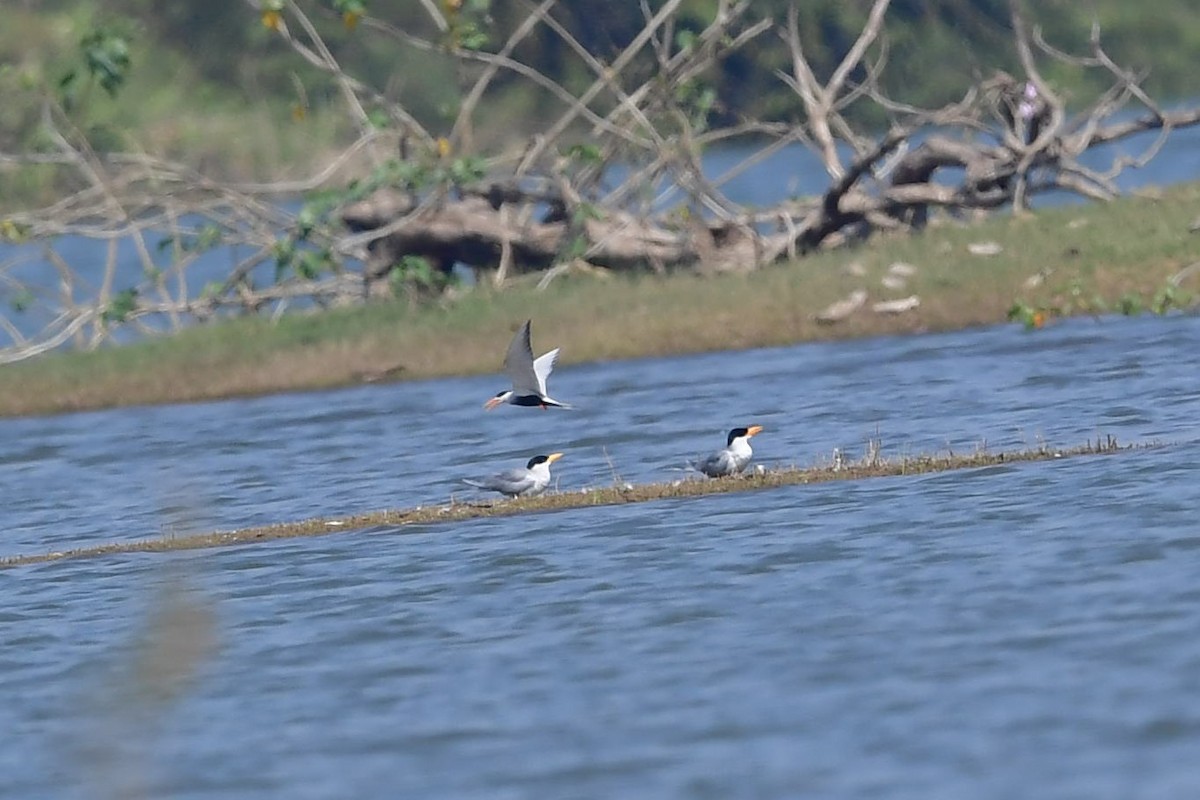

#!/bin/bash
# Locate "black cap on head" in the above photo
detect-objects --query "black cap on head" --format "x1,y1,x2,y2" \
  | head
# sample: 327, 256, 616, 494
727, 427, 750, 446
527, 455, 550, 469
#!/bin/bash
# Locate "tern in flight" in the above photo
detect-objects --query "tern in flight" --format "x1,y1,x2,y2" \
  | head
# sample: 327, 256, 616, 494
484, 320, 571, 410
461, 453, 564, 497
694, 425, 764, 477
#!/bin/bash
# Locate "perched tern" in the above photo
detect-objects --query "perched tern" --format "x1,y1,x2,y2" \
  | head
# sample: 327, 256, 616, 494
695, 425, 764, 477
462, 453, 564, 498
484, 320, 571, 410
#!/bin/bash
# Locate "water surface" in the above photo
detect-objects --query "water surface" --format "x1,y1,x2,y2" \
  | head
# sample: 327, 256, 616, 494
2, 313, 1199, 798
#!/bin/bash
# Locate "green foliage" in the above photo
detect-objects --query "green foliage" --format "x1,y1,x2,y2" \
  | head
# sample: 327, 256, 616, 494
571, 201, 601, 224
1006, 300, 1044, 330
272, 237, 296, 278
257, 139, 485, 301
388, 254, 454, 300
381, 158, 430, 191
391, 254, 434, 287
563, 143, 603, 168
160, 224, 223, 254
8, 288, 35, 314
445, 0, 491, 51
101, 288, 139, 325
1010, 272, 1195, 331
297, 249, 333, 280
1118, 292, 1143, 316
1153, 283, 1191, 314
1054, 277, 1109, 317
0, 219, 31, 243
272, 236, 333, 282
353, 151, 485, 194
456, 25, 489, 51
365, 108, 391, 129
59, 27, 132, 107
561, 235, 589, 262
674, 79, 717, 134
295, 205, 321, 239
446, 155, 487, 186
332, 0, 366, 16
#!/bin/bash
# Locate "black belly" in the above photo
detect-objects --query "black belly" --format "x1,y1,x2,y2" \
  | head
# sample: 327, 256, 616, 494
511, 394, 546, 407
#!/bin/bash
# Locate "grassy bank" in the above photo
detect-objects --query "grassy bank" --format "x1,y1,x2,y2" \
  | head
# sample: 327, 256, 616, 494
0, 437, 1133, 569
2, 183, 1199, 417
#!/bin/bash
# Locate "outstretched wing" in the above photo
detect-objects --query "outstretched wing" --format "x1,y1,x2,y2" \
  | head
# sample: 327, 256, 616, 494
532, 348, 560, 395
503, 320, 541, 396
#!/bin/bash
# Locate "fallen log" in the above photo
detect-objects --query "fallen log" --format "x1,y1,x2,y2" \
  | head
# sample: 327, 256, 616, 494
340, 191, 772, 289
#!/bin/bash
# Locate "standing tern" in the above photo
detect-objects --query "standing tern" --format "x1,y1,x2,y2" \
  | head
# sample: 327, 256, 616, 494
484, 320, 571, 410
461, 453, 564, 497
694, 425, 764, 477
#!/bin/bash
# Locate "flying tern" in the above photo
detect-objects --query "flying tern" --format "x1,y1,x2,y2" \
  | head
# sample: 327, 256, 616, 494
484, 319, 571, 410
461, 453, 564, 497
694, 425, 763, 477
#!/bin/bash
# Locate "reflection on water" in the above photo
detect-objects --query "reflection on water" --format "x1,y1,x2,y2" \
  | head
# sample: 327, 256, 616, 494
1, 313, 1200, 798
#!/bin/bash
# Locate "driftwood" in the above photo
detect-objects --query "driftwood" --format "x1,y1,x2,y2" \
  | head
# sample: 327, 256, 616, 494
873, 295, 921, 315
342, 191, 764, 286
816, 290, 869, 324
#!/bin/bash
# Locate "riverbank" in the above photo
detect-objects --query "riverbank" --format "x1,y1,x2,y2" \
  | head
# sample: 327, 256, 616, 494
1, 183, 1198, 418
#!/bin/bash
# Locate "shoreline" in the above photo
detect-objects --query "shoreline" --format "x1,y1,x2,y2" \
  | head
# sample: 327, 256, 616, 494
1, 184, 1199, 418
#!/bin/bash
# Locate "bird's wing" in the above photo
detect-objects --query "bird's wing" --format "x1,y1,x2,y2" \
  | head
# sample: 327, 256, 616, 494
698, 449, 734, 477
466, 468, 535, 495
491, 469, 537, 495
503, 320, 541, 396
531, 348, 560, 395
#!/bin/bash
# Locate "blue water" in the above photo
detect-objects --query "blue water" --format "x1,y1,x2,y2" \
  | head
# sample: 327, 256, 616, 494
2, 312, 1200, 798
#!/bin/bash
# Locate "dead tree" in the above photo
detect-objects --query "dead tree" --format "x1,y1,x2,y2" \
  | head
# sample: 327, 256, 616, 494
329, 0, 1200, 287
1, 0, 1198, 362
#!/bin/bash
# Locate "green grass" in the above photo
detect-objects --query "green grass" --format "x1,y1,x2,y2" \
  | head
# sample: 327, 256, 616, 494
0, 436, 1135, 569
3, 182, 1199, 416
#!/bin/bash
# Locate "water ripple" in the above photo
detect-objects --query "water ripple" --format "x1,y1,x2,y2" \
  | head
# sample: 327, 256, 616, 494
2, 314, 1200, 797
